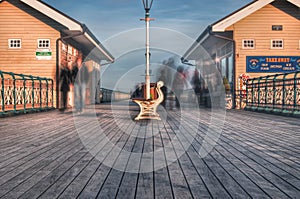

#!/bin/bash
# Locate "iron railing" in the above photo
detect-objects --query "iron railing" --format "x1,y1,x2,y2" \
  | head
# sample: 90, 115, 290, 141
245, 71, 300, 116
0, 70, 54, 115
100, 88, 130, 103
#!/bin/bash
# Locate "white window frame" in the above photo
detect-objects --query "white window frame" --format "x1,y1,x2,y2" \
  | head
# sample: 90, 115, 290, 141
242, 39, 255, 49
8, 39, 22, 49
73, 48, 77, 56
37, 39, 50, 49
271, 39, 283, 49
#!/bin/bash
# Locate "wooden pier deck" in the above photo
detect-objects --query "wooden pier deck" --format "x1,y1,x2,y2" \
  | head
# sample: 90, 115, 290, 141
0, 102, 299, 199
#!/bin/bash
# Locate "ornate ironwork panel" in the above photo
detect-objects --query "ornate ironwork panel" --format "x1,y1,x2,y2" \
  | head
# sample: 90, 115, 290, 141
0, 70, 53, 114
246, 71, 300, 115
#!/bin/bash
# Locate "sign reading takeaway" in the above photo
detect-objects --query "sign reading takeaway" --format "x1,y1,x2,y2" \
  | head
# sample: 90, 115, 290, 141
246, 56, 300, 73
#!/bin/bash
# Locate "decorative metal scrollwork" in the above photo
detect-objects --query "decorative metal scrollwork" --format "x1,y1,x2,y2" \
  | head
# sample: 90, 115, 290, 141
285, 87, 294, 105
245, 71, 300, 114
0, 71, 54, 113
275, 87, 283, 105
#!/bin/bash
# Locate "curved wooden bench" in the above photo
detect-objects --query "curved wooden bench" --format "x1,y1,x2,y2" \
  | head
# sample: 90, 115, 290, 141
132, 81, 164, 120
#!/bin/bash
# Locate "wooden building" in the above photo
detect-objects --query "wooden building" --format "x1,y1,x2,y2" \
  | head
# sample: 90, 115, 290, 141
183, 0, 300, 108
0, 0, 114, 108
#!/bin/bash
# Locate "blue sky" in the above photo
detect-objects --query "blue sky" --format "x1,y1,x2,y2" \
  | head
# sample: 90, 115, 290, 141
43, 0, 253, 91
43, 0, 252, 40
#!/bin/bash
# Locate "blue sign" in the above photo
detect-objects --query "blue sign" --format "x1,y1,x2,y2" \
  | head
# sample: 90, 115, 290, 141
246, 56, 300, 73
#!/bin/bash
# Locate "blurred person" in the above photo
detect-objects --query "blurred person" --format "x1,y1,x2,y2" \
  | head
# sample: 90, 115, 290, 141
191, 68, 201, 104
59, 64, 71, 111
157, 68, 168, 108
172, 65, 187, 109
74, 58, 89, 113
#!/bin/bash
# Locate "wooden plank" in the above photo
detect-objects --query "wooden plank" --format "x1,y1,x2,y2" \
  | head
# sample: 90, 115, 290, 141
152, 119, 174, 199
77, 112, 138, 199
16, 116, 123, 199
179, 117, 265, 198
182, 110, 297, 198
0, 104, 299, 198
1, 115, 117, 198
106, 121, 145, 199
159, 119, 194, 199
167, 112, 232, 199
134, 121, 155, 199
59, 115, 136, 198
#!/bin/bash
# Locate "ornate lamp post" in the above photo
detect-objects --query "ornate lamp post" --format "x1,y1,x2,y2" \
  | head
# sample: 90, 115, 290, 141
141, 0, 154, 100
132, 0, 164, 120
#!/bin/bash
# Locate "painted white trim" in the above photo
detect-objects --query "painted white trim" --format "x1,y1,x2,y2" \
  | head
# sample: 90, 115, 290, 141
37, 39, 51, 49
8, 39, 22, 49
20, 0, 82, 31
287, 0, 300, 7
270, 39, 284, 49
84, 32, 114, 62
212, 0, 274, 32
242, 39, 255, 49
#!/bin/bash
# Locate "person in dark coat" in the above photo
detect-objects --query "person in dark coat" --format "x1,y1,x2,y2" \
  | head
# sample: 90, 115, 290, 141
74, 57, 89, 113
59, 65, 71, 111
191, 68, 201, 104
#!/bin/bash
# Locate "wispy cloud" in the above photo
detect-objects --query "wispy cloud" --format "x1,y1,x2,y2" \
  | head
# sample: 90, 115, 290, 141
43, 0, 252, 40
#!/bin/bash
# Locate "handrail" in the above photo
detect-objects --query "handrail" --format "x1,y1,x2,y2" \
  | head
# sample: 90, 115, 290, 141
0, 70, 54, 116
245, 71, 300, 117
100, 88, 130, 102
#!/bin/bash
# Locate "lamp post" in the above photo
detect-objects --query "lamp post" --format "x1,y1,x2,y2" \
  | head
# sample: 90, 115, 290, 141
141, 0, 154, 100
132, 0, 163, 120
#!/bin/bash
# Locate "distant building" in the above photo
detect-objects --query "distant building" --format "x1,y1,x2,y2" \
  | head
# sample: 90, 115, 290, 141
183, 0, 300, 108
0, 0, 114, 108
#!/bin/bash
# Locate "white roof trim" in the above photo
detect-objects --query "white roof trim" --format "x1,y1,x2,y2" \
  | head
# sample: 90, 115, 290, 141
287, 0, 300, 7
212, 0, 275, 32
84, 32, 114, 62
19, 0, 113, 61
20, 0, 82, 31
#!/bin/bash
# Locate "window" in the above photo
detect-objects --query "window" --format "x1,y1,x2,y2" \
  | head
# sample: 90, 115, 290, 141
62, 43, 67, 51
242, 39, 255, 49
8, 39, 21, 49
37, 39, 50, 48
73, 49, 77, 56
271, 39, 283, 49
68, 46, 73, 55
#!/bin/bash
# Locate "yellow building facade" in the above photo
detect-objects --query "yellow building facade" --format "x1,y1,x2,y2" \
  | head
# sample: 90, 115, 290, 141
0, 0, 114, 109
183, 0, 300, 108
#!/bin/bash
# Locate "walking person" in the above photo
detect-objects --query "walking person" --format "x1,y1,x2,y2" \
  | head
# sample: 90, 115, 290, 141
59, 64, 71, 112
74, 59, 89, 113
172, 65, 187, 109
157, 68, 168, 108
191, 68, 201, 105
